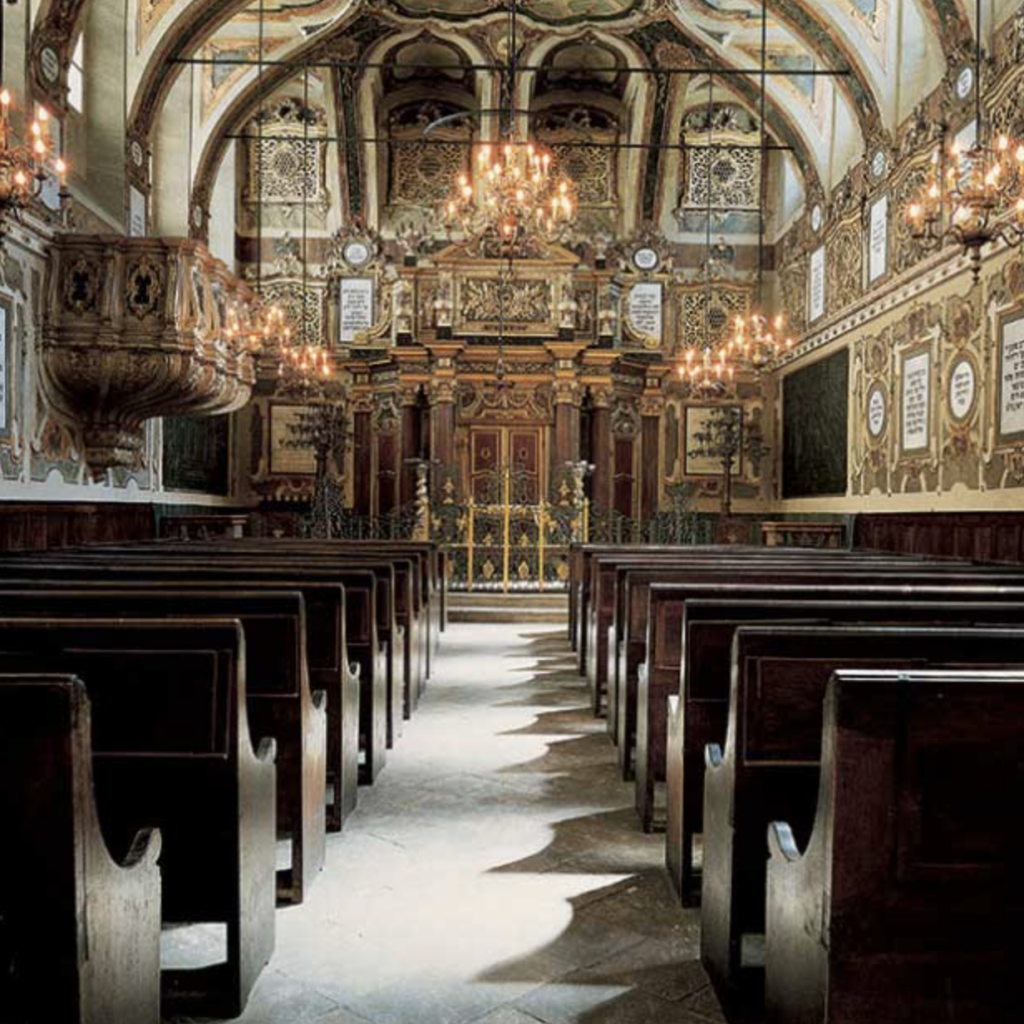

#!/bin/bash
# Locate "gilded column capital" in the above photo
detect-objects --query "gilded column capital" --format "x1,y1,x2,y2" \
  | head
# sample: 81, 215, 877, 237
399, 385, 423, 407
429, 380, 457, 405
553, 379, 580, 406
640, 394, 665, 418
350, 393, 375, 415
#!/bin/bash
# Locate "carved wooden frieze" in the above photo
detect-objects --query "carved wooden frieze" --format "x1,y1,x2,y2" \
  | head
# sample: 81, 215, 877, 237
42, 235, 259, 475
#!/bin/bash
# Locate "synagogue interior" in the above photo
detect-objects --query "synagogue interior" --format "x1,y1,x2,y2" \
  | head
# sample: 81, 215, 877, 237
1, 1, 1023, 1022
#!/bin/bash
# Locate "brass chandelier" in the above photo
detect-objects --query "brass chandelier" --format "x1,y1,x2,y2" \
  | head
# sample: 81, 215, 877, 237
723, 0, 793, 371
445, 139, 576, 253
442, 0, 577, 256
906, 0, 1024, 281
0, 34, 68, 235
677, 0, 793, 391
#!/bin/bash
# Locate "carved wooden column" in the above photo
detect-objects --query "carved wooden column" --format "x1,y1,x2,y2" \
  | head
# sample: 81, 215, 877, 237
428, 344, 462, 483
374, 392, 400, 516
590, 386, 612, 512
430, 381, 457, 469
611, 398, 640, 519
553, 380, 581, 469
639, 370, 667, 522
351, 393, 374, 517
400, 387, 423, 507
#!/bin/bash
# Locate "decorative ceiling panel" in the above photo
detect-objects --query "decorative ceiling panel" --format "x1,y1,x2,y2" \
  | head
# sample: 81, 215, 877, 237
386, 0, 642, 24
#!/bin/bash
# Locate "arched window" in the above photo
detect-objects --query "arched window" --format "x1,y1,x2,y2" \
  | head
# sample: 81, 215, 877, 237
68, 34, 84, 113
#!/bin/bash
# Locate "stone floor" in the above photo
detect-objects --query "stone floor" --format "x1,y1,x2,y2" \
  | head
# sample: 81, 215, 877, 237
170, 622, 726, 1024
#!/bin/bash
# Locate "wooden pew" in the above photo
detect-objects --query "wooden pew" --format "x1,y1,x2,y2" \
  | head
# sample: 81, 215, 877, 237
666, 592, 1024, 904
0, 618, 276, 1017
700, 623, 1024, 997
0, 562, 360, 830
608, 553, 927, 768
766, 669, 1024, 1024
590, 549, 913, 719
0, 674, 162, 1024
0, 587, 326, 904
71, 542, 416, 743
147, 538, 438, 697
634, 567, 1024, 834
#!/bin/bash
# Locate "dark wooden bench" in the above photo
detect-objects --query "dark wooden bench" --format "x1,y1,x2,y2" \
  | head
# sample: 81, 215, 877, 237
147, 538, 438, 701
0, 562, 360, 830
589, 549, 915, 719
0, 587, 325, 904
0, 674, 163, 1024
634, 567, 1024, 834
700, 623, 1024, 997
766, 668, 1024, 1024
0, 618, 276, 1017
609, 553, 928, 772
666, 590, 1024, 904
73, 542, 416, 746
571, 543, 718, 662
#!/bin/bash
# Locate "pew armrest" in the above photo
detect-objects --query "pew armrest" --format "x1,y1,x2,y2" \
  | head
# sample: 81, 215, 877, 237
311, 689, 328, 713
705, 742, 724, 769
122, 826, 163, 871
255, 736, 277, 764
768, 820, 803, 865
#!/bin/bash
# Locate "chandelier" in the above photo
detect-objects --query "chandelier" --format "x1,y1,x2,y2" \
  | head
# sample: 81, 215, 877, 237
679, 344, 735, 394
725, 311, 796, 371
444, 139, 576, 255
724, 0, 793, 371
272, 304, 335, 396
0, 90, 67, 231
440, 1, 576, 256
906, 0, 1024, 281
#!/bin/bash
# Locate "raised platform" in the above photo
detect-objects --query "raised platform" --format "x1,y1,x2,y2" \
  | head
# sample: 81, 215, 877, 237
447, 591, 568, 624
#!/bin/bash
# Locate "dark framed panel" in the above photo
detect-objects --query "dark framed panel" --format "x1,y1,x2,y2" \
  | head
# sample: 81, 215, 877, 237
782, 347, 849, 498
162, 414, 231, 495
684, 404, 742, 476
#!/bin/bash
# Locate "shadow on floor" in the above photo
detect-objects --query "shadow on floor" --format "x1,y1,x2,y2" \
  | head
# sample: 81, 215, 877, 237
468, 632, 748, 1023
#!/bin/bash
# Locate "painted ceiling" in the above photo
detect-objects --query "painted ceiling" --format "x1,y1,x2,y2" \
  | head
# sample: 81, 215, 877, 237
113, 0, 1001, 239
386, 0, 643, 23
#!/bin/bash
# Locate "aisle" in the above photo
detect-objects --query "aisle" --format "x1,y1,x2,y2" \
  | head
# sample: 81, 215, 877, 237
234, 623, 723, 1024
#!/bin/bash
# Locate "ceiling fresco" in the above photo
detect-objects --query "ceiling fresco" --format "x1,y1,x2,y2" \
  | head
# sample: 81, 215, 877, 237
383, 0, 643, 23
99, 0, 1002, 248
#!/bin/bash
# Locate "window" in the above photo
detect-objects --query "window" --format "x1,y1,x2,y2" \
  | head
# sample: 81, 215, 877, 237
68, 35, 84, 113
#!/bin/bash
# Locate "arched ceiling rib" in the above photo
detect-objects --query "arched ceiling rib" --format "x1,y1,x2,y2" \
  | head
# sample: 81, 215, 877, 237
185, 4, 826, 233
127, 0, 962, 149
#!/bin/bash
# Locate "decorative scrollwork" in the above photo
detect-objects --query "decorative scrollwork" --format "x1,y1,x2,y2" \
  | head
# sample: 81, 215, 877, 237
125, 256, 164, 320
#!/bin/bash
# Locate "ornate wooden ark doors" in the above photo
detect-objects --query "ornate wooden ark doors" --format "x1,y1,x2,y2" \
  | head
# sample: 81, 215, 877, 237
467, 426, 545, 503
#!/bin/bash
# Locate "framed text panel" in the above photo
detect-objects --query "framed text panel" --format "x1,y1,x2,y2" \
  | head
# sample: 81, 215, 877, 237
998, 308, 1024, 444
270, 405, 316, 475
0, 300, 9, 437
900, 345, 932, 455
